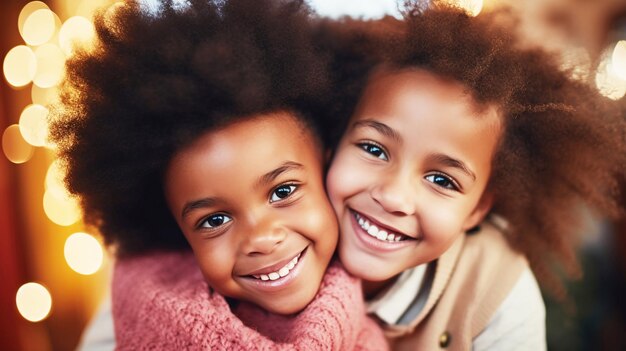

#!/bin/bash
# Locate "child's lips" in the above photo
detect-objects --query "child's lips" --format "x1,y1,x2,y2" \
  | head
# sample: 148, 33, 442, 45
349, 209, 417, 241
242, 247, 306, 278
238, 248, 308, 291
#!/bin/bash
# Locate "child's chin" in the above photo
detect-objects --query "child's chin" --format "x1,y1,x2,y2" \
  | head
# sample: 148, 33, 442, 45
260, 294, 312, 315
261, 289, 317, 315
340, 250, 396, 282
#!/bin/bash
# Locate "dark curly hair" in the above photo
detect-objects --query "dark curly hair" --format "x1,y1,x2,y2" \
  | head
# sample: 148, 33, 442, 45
323, 4, 626, 295
49, 0, 335, 257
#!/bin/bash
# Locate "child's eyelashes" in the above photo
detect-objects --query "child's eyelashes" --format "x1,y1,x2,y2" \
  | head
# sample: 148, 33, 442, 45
198, 213, 232, 230
356, 141, 389, 161
269, 183, 299, 203
425, 173, 460, 191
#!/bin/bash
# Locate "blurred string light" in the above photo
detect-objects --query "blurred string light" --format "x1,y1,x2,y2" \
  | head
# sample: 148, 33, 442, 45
18, 1, 50, 39
31, 85, 59, 106
16, 283, 52, 322
2, 0, 97, 171
59, 16, 96, 56
43, 158, 82, 226
45, 159, 66, 198
612, 40, 626, 81
595, 43, 626, 100
2, 0, 104, 326
43, 188, 81, 226
19, 104, 48, 147
33, 43, 66, 88
3, 45, 37, 88
456, 0, 482, 16
2, 125, 34, 164
64, 233, 104, 275
22, 9, 57, 46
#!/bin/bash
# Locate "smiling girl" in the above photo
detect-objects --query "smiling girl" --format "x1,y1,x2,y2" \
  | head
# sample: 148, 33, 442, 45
49, 0, 386, 349
324, 3, 626, 350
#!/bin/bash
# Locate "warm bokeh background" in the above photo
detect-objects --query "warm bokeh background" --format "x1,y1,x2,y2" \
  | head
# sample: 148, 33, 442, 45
1, 1, 625, 350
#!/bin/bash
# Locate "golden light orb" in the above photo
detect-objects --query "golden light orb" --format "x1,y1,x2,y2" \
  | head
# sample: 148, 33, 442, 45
33, 43, 66, 88
59, 16, 96, 56
22, 9, 57, 46
456, 0, 482, 17
43, 188, 81, 226
18, 1, 49, 39
3, 45, 37, 88
31, 84, 60, 106
45, 159, 71, 201
2, 125, 34, 164
64, 232, 104, 275
595, 49, 626, 100
16, 282, 52, 322
19, 104, 49, 147
612, 40, 626, 81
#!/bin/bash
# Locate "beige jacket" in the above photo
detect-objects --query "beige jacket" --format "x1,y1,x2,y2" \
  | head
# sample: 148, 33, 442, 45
385, 222, 528, 351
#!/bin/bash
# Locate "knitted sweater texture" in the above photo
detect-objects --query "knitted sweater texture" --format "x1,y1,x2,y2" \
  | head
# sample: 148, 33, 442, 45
112, 252, 388, 350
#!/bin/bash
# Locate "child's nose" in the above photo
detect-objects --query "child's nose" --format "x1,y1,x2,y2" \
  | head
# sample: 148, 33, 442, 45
370, 173, 416, 216
241, 220, 287, 256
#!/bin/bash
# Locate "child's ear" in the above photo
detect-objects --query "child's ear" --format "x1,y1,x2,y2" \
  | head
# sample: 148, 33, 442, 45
462, 191, 494, 230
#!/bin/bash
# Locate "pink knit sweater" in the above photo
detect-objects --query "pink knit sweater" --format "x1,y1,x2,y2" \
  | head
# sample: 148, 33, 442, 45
112, 252, 388, 350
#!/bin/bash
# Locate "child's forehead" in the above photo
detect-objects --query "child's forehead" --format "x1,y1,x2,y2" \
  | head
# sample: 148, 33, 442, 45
358, 68, 499, 120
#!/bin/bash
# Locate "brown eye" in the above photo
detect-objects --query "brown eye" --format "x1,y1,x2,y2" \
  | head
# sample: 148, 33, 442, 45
358, 142, 388, 160
425, 174, 458, 191
200, 214, 232, 228
270, 184, 297, 203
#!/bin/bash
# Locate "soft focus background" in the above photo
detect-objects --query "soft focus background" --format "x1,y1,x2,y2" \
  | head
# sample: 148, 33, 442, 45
1, 0, 625, 350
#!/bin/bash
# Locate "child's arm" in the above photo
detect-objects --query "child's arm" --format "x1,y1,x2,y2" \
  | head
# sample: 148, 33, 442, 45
112, 252, 387, 351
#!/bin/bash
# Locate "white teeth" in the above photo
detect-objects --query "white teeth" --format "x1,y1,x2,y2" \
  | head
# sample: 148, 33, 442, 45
251, 252, 301, 281
354, 212, 406, 243
377, 230, 388, 241
268, 272, 280, 280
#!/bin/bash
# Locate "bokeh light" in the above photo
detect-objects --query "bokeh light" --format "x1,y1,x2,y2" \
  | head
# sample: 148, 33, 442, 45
596, 49, 626, 100
19, 104, 49, 147
33, 43, 65, 88
21, 9, 57, 46
43, 188, 81, 226
2, 124, 35, 164
59, 16, 96, 56
612, 40, 626, 80
16, 282, 52, 322
64, 233, 104, 275
31, 84, 60, 106
456, 0, 483, 17
18, 1, 50, 39
3, 45, 37, 88
45, 159, 67, 199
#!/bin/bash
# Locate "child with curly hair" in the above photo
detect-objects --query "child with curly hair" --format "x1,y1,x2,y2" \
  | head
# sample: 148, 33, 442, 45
49, 0, 387, 349
323, 3, 626, 350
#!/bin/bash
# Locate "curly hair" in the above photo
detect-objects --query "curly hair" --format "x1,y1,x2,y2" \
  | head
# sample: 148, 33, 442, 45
324, 5, 626, 295
48, 0, 334, 257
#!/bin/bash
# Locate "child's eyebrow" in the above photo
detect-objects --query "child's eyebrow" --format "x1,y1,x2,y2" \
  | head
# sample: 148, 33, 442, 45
182, 198, 218, 219
353, 120, 402, 143
180, 162, 304, 219
256, 161, 304, 188
428, 153, 476, 181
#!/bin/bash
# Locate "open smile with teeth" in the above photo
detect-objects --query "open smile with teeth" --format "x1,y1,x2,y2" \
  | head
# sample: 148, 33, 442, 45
251, 252, 301, 281
354, 211, 410, 243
